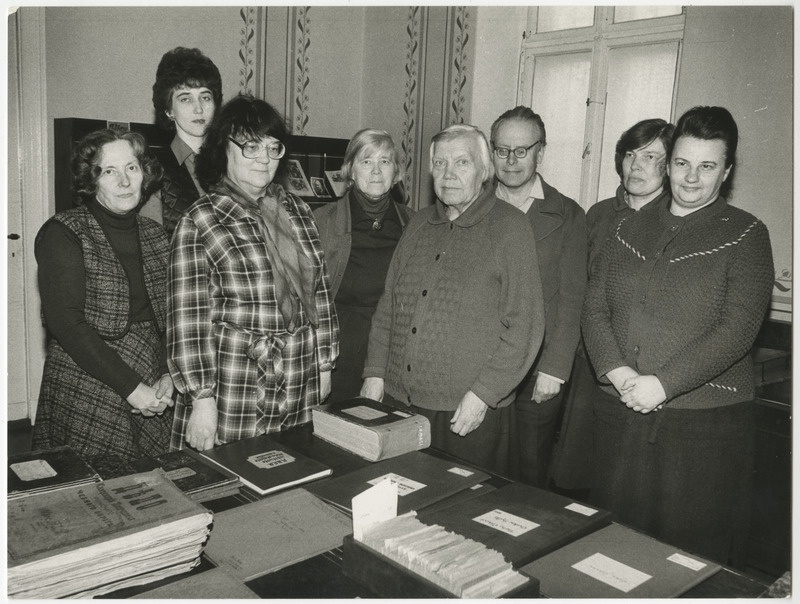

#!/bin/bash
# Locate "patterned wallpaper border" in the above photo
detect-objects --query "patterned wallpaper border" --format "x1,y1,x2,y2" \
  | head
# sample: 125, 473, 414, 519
445, 6, 471, 126
291, 7, 312, 135
238, 7, 257, 95
401, 6, 424, 206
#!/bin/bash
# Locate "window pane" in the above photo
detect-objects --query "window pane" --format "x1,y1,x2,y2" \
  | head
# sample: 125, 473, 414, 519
537, 6, 594, 32
597, 42, 679, 201
531, 52, 592, 201
614, 6, 682, 23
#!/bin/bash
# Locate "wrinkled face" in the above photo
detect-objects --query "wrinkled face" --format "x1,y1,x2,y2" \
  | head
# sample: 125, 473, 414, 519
351, 147, 397, 200
491, 118, 544, 190
432, 137, 487, 213
168, 86, 216, 140
95, 140, 144, 214
668, 136, 731, 214
226, 134, 281, 199
622, 138, 667, 199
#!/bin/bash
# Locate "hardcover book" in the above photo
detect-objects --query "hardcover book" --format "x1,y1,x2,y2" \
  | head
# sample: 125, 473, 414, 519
8, 445, 100, 498
203, 487, 351, 581
131, 567, 259, 599
8, 470, 213, 599
305, 450, 490, 515
200, 434, 332, 496
417, 481, 611, 567
520, 522, 722, 598
132, 447, 240, 502
312, 397, 431, 461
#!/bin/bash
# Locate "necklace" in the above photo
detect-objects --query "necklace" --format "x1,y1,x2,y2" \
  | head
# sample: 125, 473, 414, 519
372, 218, 383, 231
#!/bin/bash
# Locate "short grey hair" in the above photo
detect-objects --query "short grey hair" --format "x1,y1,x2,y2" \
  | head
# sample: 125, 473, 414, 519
340, 128, 403, 189
429, 124, 495, 184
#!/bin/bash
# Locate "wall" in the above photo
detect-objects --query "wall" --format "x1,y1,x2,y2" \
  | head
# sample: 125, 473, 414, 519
675, 6, 793, 319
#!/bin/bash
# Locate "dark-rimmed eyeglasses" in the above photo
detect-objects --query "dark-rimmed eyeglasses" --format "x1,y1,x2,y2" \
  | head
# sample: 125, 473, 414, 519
228, 137, 286, 160
493, 141, 542, 159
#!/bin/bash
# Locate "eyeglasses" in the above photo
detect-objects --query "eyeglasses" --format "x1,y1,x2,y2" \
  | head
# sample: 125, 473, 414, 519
228, 137, 286, 160
493, 141, 542, 159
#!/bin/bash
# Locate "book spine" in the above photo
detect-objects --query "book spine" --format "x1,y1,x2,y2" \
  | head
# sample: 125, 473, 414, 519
375, 418, 432, 461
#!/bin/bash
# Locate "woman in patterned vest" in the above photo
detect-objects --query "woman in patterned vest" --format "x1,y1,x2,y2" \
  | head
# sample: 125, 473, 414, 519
582, 106, 774, 567
34, 129, 174, 463
167, 95, 339, 452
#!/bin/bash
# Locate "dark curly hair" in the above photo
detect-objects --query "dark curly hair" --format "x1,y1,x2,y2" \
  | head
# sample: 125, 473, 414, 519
614, 118, 675, 180
71, 129, 163, 205
195, 94, 290, 191
152, 47, 222, 131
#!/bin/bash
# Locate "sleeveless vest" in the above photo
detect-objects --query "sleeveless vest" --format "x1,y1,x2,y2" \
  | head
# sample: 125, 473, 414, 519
155, 146, 201, 237
52, 206, 169, 338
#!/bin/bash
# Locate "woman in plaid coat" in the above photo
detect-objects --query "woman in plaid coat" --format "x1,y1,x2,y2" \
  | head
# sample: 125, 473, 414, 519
167, 95, 339, 451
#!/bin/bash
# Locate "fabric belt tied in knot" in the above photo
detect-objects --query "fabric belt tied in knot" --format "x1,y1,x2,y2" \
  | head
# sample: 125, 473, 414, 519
248, 333, 289, 426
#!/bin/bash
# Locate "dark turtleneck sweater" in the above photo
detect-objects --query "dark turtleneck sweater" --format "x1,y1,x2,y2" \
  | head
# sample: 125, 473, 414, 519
35, 199, 163, 398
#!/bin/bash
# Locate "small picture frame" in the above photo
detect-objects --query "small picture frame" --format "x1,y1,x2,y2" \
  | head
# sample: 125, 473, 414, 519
310, 176, 331, 198
284, 159, 314, 197
324, 170, 348, 198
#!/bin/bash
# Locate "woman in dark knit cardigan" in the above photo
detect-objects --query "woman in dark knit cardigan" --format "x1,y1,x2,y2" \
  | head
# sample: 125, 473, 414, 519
582, 106, 773, 567
34, 129, 174, 463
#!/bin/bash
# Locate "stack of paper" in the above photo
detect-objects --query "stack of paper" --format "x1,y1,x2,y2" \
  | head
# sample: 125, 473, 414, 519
8, 470, 213, 599
8, 445, 101, 499
132, 448, 240, 502
360, 512, 529, 598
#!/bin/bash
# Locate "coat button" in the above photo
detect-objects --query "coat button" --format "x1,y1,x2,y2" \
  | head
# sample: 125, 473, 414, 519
422, 290, 427, 296
634, 345, 640, 354
411, 327, 417, 334
435, 254, 441, 260
407, 364, 411, 371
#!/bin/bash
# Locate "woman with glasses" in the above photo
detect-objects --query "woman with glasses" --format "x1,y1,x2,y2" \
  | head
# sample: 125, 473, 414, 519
167, 95, 339, 451
313, 129, 413, 402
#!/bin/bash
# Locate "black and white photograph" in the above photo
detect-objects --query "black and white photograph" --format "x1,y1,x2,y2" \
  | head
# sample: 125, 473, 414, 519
6, 4, 793, 600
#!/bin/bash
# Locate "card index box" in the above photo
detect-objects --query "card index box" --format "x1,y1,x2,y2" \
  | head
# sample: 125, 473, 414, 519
417, 481, 612, 568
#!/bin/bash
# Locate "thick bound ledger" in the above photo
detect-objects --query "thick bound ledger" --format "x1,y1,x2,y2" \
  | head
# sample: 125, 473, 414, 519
417, 481, 611, 567
521, 522, 722, 598
204, 487, 351, 581
305, 450, 489, 514
312, 397, 431, 461
8, 445, 100, 498
200, 434, 331, 496
132, 448, 240, 502
7, 470, 213, 599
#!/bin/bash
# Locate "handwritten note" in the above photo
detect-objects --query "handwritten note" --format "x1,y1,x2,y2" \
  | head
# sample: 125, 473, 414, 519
473, 509, 538, 537
572, 553, 652, 593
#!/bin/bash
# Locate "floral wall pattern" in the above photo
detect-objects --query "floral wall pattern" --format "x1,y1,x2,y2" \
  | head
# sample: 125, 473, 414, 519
401, 7, 425, 205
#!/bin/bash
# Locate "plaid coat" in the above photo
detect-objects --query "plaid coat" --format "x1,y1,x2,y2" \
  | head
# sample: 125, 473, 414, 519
167, 183, 338, 449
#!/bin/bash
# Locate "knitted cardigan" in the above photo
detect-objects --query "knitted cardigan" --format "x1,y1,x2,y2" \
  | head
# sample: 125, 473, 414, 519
364, 183, 545, 411
582, 195, 773, 409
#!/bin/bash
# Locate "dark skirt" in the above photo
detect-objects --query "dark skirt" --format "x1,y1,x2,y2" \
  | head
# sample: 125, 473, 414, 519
590, 389, 754, 567
34, 321, 173, 462
328, 302, 375, 403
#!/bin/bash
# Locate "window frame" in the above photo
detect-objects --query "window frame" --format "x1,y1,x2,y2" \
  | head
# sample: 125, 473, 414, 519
517, 7, 686, 207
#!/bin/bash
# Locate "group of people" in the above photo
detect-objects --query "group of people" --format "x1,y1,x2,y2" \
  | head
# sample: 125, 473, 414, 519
33, 46, 773, 569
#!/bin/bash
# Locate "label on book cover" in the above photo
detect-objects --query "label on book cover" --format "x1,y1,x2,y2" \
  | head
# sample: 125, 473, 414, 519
473, 509, 538, 537
343, 406, 388, 421
248, 450, 295, 469
565, 502, 599, 516
447, 467, 475, 477
367, 473, 425, 496
11, 459, 58, 481
572, 553, 652, 593
165, 467, 197, 481
392, 410, 412, 418
667, 552, 707, 571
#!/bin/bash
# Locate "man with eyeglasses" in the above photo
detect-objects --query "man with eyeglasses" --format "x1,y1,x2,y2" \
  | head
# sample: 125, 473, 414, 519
490, 106, 588, 489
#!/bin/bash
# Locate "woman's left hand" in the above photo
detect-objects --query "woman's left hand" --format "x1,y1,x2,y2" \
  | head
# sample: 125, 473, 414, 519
154, 373, 175, 407
619, 375, 666, 413
320, 370, 332, 402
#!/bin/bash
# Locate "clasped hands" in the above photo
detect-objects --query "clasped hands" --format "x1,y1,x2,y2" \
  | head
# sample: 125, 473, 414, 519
127, 374, 175, 417
607, 366, 666, 414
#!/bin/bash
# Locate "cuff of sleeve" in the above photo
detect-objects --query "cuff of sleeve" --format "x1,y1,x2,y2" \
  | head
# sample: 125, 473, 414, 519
319, 362, 333, 372
470, 383, 501, 409
187, 388, 216, 405
362, 365, 386, 380
537, 371, 565, 385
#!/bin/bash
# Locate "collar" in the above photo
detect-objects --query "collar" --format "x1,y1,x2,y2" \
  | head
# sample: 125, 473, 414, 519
429, 181, 497, 227
171, 135, 196, 166
495, 174, 543, 209
658, 194, 727, 226
612, 185, 671, 213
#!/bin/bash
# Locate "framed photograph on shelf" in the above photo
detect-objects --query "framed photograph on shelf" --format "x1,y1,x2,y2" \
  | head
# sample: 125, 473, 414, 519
324, 170, 347, 198
285, 159, 314, 197
310, 177, 331, 199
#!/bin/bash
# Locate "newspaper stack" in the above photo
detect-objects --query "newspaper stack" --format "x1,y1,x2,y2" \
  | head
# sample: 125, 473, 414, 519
360, 512, 529, 598
7, 470, 213, 599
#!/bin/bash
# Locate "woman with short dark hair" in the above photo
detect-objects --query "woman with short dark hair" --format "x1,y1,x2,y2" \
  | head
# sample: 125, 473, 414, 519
34, 129, 173, 462
141, 47, 222, 237
167, 95, 338, 451
582, 106, 773, 566
313, 128, 413, 401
